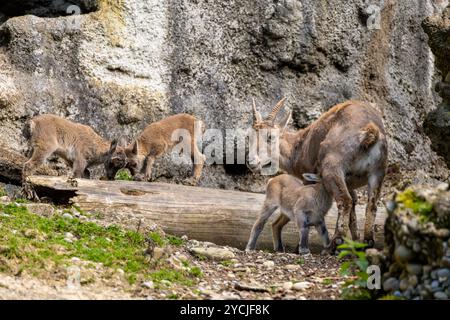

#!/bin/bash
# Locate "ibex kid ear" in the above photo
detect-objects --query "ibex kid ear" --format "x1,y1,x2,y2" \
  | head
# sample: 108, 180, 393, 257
131, 140, 139, 155
109, 139, 118, 153
302, 173, 321, 183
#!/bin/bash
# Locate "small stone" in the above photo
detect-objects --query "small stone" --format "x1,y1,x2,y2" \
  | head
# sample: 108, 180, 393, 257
71, 257, 81, 262
292, 281, 312, 291
394, 245, 414, 265
399, 278, 409, 291
437, 268, 450, 279
393, 291, 403, 298
406, 263, 422, 276
153, 247, 165, 260
263, 261, 275, 269
412, 242, 421, 253
62, 213, 73, 220
142, 281, 154, 289
431, 280, 440, 291
282, 281, 293, 291
285, 264, 300, 271
116, 268, 125, 275
64, 232, 74, 239
181, 235, 188, 241
383, 277, 400, 292
190, 246, 235, 261
64, 237, 73, 243
434, 291, 448, 300
436, 182, 449, 191
408, 275, 418, 287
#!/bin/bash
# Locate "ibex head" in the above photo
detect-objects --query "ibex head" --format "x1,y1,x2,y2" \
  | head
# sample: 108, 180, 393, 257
247, 97, 292, 173
104, 135, 128, 180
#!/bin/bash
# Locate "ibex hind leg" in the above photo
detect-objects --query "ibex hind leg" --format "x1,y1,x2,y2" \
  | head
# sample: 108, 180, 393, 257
245, 204, 278, 251
271, 214, 290, 252
22, 146, 56, 199
322, 169, 353, 253
363, 172, 384, 248
187, 142, 205, 186
349, 190, 359, 241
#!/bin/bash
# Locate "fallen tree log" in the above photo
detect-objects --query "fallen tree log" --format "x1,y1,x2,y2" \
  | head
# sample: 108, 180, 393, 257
28, 175, 387, 251
0, 144, 58, 185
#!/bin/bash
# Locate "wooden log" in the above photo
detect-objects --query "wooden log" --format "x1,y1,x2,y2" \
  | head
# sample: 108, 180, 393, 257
0, 143, 58, 185
28, 175, 387, 251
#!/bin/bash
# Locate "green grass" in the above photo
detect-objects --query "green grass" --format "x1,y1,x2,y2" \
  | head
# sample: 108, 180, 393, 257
220, 260, 233, 267
296, 258, 305, 265
115, 169, 133, 181
0, 203, 199, 287
150, 268, 194, 286
0, 186, 6, 197
148, 232, 185, 247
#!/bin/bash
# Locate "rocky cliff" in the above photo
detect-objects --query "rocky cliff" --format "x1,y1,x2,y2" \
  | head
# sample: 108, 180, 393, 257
0, 0, 448, 191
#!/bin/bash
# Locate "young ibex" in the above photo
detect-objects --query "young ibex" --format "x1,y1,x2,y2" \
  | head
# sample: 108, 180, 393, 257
247, 99, 388, 251
23, 114, 111, 186
106, 113, 206, 185
246, 173, 331, 254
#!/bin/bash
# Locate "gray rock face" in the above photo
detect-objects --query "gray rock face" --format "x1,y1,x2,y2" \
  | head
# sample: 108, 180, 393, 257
0, 1, 448, 190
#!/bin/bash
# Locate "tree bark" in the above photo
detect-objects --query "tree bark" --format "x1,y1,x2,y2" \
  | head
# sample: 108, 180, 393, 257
27, 175, 387, 251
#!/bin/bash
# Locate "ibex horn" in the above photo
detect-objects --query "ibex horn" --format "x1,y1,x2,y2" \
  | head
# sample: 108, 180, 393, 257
252, 98, 262, 123
267, 97, 286, 123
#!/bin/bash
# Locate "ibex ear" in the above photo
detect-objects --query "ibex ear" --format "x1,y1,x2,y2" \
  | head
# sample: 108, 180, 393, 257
278, 109, 292, 133
130, 140, 139, 155
109, 139, 118, 153
302, 173, 321, 183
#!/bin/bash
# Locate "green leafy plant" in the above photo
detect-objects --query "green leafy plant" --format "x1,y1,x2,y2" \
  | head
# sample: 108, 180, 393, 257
296, 258, 305, 265
115, 169, 133, 181
338, 239, 372, 300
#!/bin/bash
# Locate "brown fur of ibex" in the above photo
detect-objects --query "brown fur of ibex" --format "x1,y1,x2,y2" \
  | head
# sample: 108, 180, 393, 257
106, 113, 205, 185
23, 114, 110, 180
248, 99, 388, 251
246, 173, 331, 254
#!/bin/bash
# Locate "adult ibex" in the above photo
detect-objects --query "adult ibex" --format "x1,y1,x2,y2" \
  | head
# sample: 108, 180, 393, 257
106, 113, 205, 185
247, 99, 388, 250
23, 114, 111, 192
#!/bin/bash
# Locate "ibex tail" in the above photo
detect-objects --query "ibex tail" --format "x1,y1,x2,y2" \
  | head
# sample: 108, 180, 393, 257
359, 122, 380, 149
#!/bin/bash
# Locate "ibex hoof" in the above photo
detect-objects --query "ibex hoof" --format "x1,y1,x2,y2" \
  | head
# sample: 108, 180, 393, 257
133, 174, 145, 182
22, 182, 39, 201
66, 177, 78, 187
184, 177, 199, 186
298, 248, 311, 255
